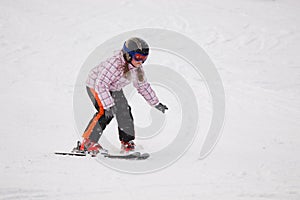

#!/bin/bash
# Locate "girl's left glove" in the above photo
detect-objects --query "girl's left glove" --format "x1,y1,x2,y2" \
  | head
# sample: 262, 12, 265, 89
155, 103, 168, 113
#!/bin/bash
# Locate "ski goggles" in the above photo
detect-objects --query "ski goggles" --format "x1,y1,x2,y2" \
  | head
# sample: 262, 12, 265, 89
132, 53, 148, 62
123, 43, 148, 63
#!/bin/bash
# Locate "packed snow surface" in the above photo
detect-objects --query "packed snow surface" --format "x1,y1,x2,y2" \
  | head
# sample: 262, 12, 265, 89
0, 0, 299, 199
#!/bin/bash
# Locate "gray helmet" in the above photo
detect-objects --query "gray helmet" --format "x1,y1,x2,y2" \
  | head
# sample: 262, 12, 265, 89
122, 37, 149, 62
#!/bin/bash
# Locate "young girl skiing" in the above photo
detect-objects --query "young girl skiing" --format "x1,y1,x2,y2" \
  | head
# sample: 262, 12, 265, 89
76, 37, 168, 156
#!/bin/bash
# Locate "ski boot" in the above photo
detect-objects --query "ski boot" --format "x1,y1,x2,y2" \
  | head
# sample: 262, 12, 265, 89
73, 138, 108, 157
121, 140, 135, 153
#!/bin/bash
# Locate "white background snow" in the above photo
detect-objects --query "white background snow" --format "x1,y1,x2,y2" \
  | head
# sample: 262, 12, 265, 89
0, 0, 299, 199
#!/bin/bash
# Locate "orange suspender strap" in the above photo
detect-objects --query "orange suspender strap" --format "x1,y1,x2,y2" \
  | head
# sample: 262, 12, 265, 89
82, 88, 105, 139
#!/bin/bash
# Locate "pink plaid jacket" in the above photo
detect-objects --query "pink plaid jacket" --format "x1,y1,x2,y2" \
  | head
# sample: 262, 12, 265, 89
86, 51, 159, 109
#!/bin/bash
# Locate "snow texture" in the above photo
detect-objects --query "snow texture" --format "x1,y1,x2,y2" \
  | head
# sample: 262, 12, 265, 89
0, 0, 299, 199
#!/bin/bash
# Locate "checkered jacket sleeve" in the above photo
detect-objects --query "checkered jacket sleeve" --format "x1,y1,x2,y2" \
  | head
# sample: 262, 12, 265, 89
133, 66, 159, 106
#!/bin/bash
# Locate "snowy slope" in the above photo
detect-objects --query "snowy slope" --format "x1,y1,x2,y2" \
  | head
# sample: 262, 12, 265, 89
0, 0, 299, 199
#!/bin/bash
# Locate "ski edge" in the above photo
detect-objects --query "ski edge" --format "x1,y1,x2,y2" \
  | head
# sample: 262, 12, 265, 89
55, 151, 86, 156
54, 151, 150, 160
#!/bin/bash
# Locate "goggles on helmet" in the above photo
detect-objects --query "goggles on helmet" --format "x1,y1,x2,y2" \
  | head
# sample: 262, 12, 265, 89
132, 53, 148, 62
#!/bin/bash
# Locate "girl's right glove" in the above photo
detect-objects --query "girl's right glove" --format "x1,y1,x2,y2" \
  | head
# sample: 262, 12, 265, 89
155, 103, 168, 113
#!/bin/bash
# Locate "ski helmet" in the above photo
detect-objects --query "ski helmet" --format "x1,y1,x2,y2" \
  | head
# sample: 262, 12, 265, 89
122, 37, 149, 63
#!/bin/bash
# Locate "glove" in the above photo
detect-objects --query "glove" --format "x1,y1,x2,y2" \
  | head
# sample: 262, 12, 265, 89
105, 106, 117, 119
155, 103, 168, 113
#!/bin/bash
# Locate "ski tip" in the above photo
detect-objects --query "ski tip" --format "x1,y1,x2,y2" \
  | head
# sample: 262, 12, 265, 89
138, 153, 150, 160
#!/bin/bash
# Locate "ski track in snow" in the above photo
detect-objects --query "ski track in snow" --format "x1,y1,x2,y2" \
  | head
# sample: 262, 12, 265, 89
0, 0, 300, 199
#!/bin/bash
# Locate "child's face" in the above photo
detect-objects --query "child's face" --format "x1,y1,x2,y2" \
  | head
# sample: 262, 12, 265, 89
131, 59, 143, 68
